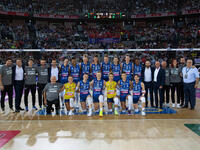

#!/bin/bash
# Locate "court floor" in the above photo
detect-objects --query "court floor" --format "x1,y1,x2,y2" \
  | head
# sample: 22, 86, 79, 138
0, 88, 200, 150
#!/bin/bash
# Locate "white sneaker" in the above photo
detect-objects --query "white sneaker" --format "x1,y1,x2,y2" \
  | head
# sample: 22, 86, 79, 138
177, 104, 181, 108
134, 109, 139, 113
68, 110, 74, 116
1, 110, 5, 114
9, 108, 15, 113
172, 103, 176, 108
87, 110, 93, 117
166, 103, 170, 107
141, 111, 146, 116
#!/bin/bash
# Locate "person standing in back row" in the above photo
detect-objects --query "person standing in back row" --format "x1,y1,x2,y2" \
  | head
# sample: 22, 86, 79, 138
0, 58, 14, 114
170, 59, 182, 108
24, 58, 37, 111
37, 58, 49, 109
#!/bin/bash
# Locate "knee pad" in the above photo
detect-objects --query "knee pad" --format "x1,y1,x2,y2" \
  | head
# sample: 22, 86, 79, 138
140, 97, 145, 103
114, 97, 119, 105
87, 96, 93, 105
99, 95, 104, 103
70, 98, 74, 107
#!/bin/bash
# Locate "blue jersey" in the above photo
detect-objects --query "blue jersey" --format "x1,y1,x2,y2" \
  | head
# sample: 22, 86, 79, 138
102, 62, 110, 81
81, 62, 90, 79
91, 64, 101, 79
111, 64, 121, 82
134, 64, 142, 77
80, 80, 90, 95
119, 79, 130, 97
60, 64, 69, 84
70, 64, 80, 83
122, 62, 132, 80
132, 81, 142, 98
93, 79, 104, 96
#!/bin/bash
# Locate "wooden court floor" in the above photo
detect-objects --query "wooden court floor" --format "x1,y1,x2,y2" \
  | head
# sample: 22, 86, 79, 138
0, 89, 200, 150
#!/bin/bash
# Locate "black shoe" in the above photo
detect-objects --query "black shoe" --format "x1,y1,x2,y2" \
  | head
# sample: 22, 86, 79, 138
15, 110, 20, 113
19, 107, 24, 111
182, 105, 188, 108
180, 103, 184, 107
190, 107, 194, 110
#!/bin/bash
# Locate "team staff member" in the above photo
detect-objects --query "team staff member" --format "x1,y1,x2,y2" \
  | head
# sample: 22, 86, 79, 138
24, 58, 37, 111
12, 58, 25, 113
48, 59, 60, 82
141, 60, 154, 107
37, 58, 49, 109
179, 57, 186, 106
0, 58, 14, 114
161, 61, 170, 108
182, 59, 199, 110
43, 76, 63, 115
153, 61, 165, 109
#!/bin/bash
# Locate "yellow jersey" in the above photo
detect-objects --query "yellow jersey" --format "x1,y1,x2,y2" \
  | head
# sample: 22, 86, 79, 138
106, 81, 117, 98
64, 82, 76, 99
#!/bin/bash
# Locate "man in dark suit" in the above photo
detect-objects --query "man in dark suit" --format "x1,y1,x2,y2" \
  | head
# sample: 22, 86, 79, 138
12, 58, 25, 112
141, 60, 154, 107
153, 61, 165, 109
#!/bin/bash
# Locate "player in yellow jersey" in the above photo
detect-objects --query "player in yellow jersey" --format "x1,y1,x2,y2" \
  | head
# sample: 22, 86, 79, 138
105, 72, 120, 115
60, 76, 76, 116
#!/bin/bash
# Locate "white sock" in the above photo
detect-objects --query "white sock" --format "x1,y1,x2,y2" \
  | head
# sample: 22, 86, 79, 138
100, 108, 103, 111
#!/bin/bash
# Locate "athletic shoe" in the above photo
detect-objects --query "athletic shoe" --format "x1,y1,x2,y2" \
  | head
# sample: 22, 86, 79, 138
172, 103, 175, 108
25, 106, 29, 112
68, 110, 74, 116
135, 109, 139, 113
114, 110, 119, 115
33, 106, 38, 110
166, 103, 170, 108
39, 106, 42, 110
177, 104, 181, 109
141, 111, 146, 116
128, 110, 132, 115
1, 108, 5, 114
99, 110, 103, 117
87, 110, 93, 117
9, 108, 15, 113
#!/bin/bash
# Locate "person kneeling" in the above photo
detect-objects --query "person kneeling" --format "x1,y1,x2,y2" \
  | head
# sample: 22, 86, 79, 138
43, 76, 63, 115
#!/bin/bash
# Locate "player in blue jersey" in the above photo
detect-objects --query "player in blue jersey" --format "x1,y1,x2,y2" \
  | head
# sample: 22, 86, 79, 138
121, 54, 133, 81
69, 57, 80, 84
128, 74, 146, 116
118, 72, 132, 114
80, 54, 90, 81
91, 55, 101, 80
133, 58, 142, 79
101, 54, 111, 81
76, 73, 93, 116
90, 71, 105, 117
111, 56, 121, 82
59, 58, 70, 109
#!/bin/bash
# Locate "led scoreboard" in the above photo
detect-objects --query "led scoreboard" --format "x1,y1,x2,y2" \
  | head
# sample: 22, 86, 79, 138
85, 12, 125, 19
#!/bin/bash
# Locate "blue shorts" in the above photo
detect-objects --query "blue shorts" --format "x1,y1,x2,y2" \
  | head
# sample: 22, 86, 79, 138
93, 94, 101, 103
73, 79, 79, 84
133, 96, 140, 104
64, 99, 70, 103
80, 94, 90, 102
107, 98, 114, 103
60, 79, 68, 84
120, 96, 127, 102
114, 76, 120, 82
103, 76, 109, 82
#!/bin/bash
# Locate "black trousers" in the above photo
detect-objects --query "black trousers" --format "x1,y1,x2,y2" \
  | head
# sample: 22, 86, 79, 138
180, 82, 184, 105
153, 82, 164, 108
170, 82, 181, 104
144, 81, 154, 107
14, 81, 24, 110
46, 99, 60, 114
184, 82, 196, 109
37, 83, 46, 107
163, 85, 170, 104
1, 84, 13, 109
24, 84, 36, 107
